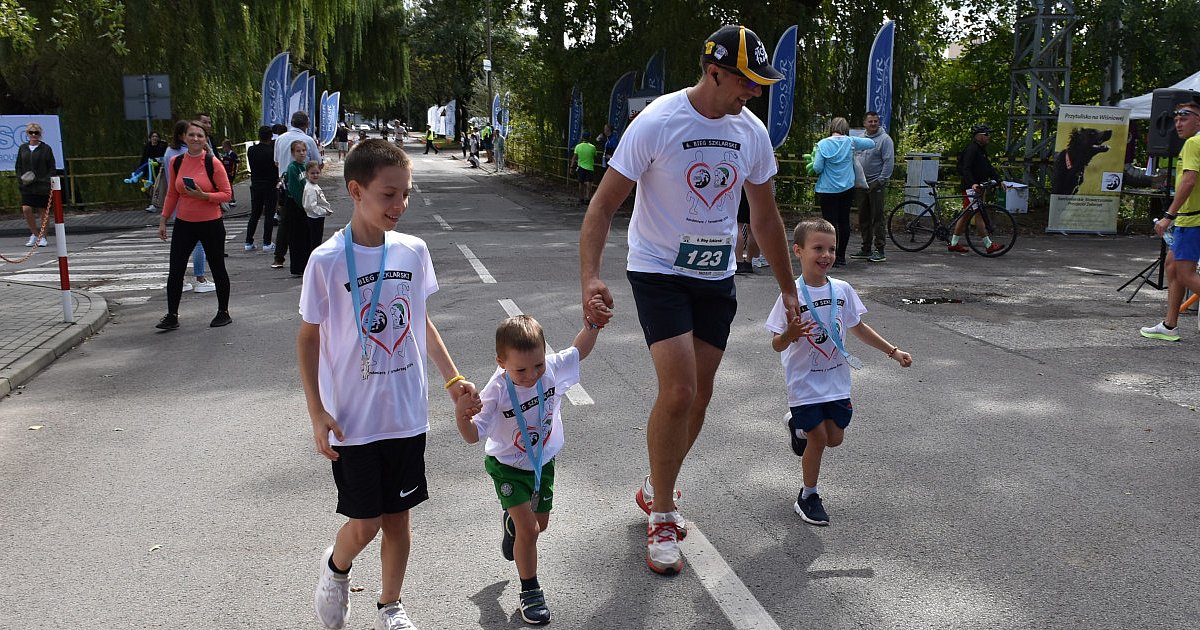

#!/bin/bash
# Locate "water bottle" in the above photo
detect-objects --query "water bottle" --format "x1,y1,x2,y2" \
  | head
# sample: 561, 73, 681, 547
1161, 219, 1176, 246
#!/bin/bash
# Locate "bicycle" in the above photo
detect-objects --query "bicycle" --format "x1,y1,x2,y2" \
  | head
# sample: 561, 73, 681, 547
887, 180, 1017, 257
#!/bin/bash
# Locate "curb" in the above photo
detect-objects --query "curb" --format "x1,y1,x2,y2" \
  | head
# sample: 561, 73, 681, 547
0, 286, 110, 398
0, 209, 253, 238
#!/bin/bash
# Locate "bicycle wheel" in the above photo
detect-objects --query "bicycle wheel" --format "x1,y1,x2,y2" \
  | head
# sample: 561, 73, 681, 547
887, 201, 937, 252
965, 204, 1017, 257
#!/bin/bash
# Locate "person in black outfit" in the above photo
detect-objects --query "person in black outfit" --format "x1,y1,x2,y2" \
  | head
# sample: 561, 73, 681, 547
950, 123, 1003, 253
245, 125, 277, 252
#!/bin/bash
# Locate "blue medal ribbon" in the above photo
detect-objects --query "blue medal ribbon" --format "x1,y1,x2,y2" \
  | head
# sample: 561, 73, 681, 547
343, 224, 388, 380
799, 277, 862, 369
504, 374, 547, 503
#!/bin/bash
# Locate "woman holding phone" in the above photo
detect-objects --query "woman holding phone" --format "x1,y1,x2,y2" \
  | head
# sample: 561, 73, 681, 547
160, 120, 213, 293
156, 120, 234, 330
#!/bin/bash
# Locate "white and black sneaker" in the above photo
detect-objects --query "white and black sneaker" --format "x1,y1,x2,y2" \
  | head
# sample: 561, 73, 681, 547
315, 545, 351, 629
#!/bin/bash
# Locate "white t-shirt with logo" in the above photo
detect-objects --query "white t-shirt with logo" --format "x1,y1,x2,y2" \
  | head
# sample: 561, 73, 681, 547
474, 348, 581, 470
764, 277, 866, 406
608, 88, 777, 280
299, 229, 438, 446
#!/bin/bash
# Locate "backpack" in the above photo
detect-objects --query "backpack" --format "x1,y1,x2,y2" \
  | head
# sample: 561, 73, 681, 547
956, 145, 970, 178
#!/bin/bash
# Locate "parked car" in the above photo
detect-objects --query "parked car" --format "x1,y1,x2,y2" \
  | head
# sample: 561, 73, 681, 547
353, 123, 372, 131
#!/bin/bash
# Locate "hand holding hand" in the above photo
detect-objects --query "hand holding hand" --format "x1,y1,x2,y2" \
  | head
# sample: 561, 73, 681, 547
586, 294, 612, 329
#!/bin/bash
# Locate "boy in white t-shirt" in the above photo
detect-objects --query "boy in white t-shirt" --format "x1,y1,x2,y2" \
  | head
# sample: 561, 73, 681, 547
298, 139, 481, 630
455, 313, 601, 625
765, 217, 912, 526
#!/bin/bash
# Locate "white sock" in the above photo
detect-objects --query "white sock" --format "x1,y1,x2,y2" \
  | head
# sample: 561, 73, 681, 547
982, 236, 993, 247
950, 235, 960, 246
802, 485, 817, 499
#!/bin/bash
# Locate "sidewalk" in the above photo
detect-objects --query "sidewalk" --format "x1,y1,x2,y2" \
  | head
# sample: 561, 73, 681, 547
0, 179, 257, 400
0, 281, 108, 398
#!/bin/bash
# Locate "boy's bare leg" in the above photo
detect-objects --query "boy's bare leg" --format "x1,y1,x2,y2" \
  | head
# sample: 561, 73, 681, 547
646, 334, 723, 513
801, 420, 844, 488
378, 511, 412, 604
332, 517, 381, 572
508, 503, 549, 580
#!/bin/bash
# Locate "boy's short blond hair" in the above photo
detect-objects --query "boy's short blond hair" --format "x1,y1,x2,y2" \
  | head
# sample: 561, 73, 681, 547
344, 138, 411, 188
305, 160, 321, 172
496, 315, 545, 358
792, 217, 836, 246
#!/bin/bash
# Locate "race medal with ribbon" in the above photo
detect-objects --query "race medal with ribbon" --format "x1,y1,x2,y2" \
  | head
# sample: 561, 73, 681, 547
799, 277, 862, 371
343, 224, 388, 381
504, 374, 547, 510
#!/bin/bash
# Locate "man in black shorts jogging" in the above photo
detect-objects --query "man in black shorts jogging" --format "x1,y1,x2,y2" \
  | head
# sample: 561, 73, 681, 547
579, 24, 801, 576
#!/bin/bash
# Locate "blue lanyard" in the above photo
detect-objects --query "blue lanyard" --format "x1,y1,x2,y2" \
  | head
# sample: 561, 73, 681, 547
504, 374, 547, 492
799, 278, 856, 365
343, 224, 388, 380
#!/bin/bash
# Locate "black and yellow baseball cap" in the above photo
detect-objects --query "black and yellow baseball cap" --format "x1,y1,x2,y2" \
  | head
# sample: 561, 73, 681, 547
701, 25, 784, 86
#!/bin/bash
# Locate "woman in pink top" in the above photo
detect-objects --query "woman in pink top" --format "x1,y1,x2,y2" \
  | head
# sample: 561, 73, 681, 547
155, 120, 234, 330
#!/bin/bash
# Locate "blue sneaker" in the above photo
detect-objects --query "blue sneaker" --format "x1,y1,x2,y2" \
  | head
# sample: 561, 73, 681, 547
519, 588, 551, 625
794, 492, 830, 526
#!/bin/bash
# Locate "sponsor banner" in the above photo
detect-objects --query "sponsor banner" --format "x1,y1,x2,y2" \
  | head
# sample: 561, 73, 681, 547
307, 75, 317, 135
0, 116, 65, 170
288, 71, 308, 123
569, 86, 583, 149
261, 52, 289, 127
607, 71, 636, 141
768, 25, 798, 149
642, 50, 665, 95
866, 20, 894, 131
1047, 105, 1130, 233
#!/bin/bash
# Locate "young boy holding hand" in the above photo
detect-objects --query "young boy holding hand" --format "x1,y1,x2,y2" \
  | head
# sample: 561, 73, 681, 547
455, 311, 602, 625
299, 139, 480, 630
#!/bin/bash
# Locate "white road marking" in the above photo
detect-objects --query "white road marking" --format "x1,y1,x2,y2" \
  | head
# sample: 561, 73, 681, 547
432, 214, 453, 231
111, 296, 153, 304
9, 272, 166, 282
457, 244, 496, 283
683, 527, 785, 630
497, 299, 594, 405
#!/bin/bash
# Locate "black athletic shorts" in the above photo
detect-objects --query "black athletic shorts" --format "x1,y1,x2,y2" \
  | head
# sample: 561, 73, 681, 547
20, 193, 49, 210
331, 434, 428, 519
736, 190, 750, 224
627, 270, 737, 350
576, 168, 593, 183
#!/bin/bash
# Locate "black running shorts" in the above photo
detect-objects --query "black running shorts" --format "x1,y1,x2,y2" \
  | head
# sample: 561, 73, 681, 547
331, 434, 428, 519
627, 270, 737, 350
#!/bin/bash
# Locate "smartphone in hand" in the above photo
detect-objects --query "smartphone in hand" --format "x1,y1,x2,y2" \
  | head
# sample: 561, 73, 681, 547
182, 176, 197, 190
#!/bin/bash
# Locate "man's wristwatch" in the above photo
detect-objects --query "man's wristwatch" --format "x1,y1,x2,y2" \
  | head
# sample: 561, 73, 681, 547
1163, 214, 1178, 221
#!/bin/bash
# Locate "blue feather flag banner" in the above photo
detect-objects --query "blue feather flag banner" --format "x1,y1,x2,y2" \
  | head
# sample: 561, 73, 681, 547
261, 52, 289, 127
642, 50, 665, 95
307, 75, 317, 135
568, 87, 583, 150
288, 71, 308, 123
608, 71, 636, 141
767, 25, 798, 149
866, 20, 895, 131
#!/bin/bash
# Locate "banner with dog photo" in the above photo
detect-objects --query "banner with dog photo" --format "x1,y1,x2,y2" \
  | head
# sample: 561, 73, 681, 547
1047, 105, 1130, 233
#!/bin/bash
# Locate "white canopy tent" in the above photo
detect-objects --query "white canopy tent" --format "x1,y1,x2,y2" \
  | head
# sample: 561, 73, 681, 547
1117, 69, 1200, 119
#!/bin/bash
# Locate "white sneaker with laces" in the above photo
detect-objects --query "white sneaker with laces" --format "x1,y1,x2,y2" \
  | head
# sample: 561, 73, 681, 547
244, 243, 256, 252
194, 280, 216, 294
262, 243, 276, 254
315, 545, 351, 629
37, 237, 48, 247
635, 475, 687, 537
646, 511, 685, 575
182, 282, 193, 293
375, 601, 417, 630
24, 235, 37, 247
1139, 321, 1180, 342
752, 255, 769, 268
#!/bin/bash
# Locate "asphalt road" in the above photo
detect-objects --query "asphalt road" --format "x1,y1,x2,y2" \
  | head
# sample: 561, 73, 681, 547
1, 142, 1198, 629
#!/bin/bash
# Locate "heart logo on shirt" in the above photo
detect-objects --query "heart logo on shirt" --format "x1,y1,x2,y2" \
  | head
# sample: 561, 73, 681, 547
686, 161, 738, 208
805, 322, 838, 360
361, 295, 411, 355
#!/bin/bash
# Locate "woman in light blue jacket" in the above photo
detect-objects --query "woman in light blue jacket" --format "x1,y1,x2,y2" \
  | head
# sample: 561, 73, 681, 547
813, 117, 875, 265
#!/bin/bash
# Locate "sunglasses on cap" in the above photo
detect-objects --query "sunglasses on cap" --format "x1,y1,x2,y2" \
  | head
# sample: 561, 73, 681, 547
1173, 109, 1199, 119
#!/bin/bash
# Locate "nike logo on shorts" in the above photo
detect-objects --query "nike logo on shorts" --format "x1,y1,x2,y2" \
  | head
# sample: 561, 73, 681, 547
398, 486, 420, 498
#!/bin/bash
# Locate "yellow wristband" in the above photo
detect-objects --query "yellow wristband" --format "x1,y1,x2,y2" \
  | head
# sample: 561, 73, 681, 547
444, 375, 465, 389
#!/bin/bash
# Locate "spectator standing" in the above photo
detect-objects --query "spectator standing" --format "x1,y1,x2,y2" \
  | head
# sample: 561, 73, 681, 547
219, 139, 239, 207
282, 140, 314, 276
140, 131, 168, 213
272, 111, 324, 270
1140, 94, 1200, 342
579, 25, 799, 576
849, 111, 894, 263
14, 122, 55, 247
811, 117, 875, 267
245, 125, 277, 252
155, 120, 234, 330
301, 160, 333, 253
335, 123, 350, 160
161, 120, 212, 293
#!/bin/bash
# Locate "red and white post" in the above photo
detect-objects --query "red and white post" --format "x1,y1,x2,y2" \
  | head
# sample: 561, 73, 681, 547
51, 176, 72, 323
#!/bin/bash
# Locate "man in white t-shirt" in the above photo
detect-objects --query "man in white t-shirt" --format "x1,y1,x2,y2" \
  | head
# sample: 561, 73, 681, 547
579, 24, 802, 576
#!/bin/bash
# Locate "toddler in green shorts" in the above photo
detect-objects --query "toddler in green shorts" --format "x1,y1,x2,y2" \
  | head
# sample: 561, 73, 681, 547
456, 310, 601, 625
